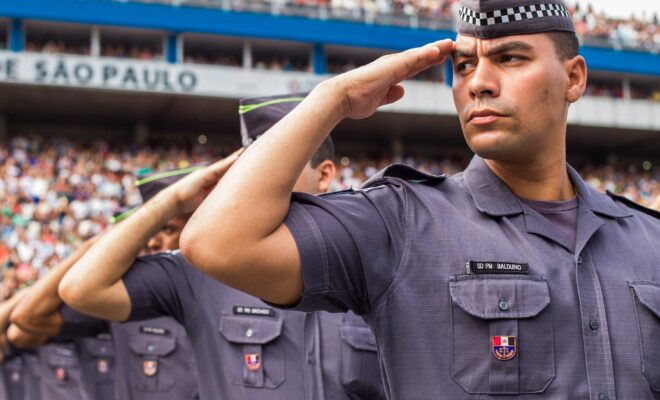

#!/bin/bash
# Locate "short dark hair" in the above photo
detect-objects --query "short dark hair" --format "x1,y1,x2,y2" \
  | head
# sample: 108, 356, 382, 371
547, 31, 579, 60
310, 136, 335, 167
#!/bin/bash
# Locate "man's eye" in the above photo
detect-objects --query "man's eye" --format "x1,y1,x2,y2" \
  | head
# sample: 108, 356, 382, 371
500, 54, 524, 63
456, 62, 475, 72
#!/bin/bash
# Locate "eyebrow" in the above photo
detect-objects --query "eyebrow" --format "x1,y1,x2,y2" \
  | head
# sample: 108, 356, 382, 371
452, 41, 534, 59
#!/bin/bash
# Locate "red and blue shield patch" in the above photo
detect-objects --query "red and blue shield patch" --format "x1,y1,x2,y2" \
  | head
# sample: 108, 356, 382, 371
492, 336, 517, 361
245, 353, 261, 371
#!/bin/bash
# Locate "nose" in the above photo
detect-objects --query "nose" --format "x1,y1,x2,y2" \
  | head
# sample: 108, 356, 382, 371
147, 234, 163, 254
469, 60, 500, 100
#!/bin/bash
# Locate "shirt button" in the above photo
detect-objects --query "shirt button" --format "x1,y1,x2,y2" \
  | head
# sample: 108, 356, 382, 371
245, 329, 254, 338
368, 337, 376, 346
598, 393, 608, 400
147, 344, 155, 352
307, 356, 316, 365
498, 298, 509, 312
589, 320, 599, 331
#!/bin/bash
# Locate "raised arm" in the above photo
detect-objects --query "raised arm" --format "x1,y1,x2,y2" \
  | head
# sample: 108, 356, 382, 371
9, 237, 97, 336
58, 153, 240, 321
180, 39, 454, 305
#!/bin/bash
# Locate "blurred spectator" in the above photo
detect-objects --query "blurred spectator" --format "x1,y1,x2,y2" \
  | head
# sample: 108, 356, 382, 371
1, 135, 657, 293
25, 40, 90, 56
102, 43, 162, 60
117, 0, 659, 53
184, 52, 242, 67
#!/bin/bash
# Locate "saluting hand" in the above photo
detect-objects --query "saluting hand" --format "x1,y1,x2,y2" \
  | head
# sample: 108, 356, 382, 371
166, 148, 244, 214
329, 39, 454, 120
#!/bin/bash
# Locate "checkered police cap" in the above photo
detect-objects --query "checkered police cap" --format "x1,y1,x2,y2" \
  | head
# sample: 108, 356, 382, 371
457, 0, 575, 39
239, 94, 306, 147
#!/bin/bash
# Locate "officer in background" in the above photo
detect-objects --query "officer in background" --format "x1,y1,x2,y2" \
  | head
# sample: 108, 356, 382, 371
59, 95, 385, 400
180, 2, 660, 399
6, 170, 202, 400
0, 291, 41, 400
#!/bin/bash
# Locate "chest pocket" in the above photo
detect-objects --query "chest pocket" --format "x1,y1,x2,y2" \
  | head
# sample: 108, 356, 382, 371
81, 338, 115, 383
629, 281, 660, 392
43, 344, 83, 390
127, 335, 176, 392
449, 275, 555, 395
339, 323, 386, 400
219, 315, 285, 389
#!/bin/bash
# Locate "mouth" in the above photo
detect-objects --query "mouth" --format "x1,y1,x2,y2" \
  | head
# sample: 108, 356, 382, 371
468, 109, 506, 126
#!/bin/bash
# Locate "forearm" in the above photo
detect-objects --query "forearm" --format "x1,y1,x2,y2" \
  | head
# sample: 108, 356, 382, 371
11, 238, 96, 331
0, 290, 29, 330
59, 192, 179, 316
183, 81, 346, 265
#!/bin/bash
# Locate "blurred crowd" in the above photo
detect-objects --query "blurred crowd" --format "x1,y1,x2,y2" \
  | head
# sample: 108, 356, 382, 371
1, 135, 657, 296
146, 0, 660, 52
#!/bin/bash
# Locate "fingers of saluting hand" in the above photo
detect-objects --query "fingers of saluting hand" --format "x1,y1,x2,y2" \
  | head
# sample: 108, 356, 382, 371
378, 39, 454, 84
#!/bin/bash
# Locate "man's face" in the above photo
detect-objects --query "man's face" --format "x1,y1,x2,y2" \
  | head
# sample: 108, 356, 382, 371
451, 33, 570, 162
146, 216, 188, 254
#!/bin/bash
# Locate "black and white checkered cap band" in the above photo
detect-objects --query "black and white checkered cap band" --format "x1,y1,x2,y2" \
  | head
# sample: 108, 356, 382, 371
459, 3, 570, 27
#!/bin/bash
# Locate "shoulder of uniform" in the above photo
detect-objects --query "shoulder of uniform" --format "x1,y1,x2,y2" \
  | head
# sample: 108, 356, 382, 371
362, 163, 447, 189
606, 190, 660, 220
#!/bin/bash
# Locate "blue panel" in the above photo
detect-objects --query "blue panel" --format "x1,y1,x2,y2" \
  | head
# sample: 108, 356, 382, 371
0, 0, 658, 76
9, 18, 23, 52
166, 32, 177, 64
580, 46, 660, 77
0, 0, 453, 50
444, 61, 453, 87
312, 43, 326, 75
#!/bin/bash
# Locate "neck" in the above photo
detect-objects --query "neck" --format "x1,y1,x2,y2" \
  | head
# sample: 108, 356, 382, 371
484, 153, 575, 202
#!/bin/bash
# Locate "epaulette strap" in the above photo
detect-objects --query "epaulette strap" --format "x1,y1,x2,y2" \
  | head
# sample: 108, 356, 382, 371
606, 190, 660, 219
362, 164, 446, 189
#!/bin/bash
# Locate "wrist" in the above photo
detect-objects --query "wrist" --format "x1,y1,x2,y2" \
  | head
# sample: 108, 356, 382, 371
147, 187, 181, 221
312, 78, 351, 124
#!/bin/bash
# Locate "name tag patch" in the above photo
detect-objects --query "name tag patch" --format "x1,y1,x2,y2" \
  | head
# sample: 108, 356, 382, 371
140, 326, 169, 336
233, 306, 274, 317
467, 261, 529, 275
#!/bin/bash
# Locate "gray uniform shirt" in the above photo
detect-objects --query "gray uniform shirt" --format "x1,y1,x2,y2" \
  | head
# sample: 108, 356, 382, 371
281, 155, 660, 400
0, 350, 41, 400
122, 251, 385, 400
59, 306, 200, 400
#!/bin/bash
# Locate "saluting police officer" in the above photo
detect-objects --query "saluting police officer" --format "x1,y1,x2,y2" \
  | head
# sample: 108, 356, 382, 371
6, 172, 202, 400
59, 96, 385, 400
180, 1, 660, 399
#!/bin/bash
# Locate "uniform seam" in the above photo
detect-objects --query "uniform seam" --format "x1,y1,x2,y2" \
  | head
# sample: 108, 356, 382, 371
372, 178, 411, 313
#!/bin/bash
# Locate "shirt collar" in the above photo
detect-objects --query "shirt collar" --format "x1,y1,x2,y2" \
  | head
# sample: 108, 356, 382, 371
463, 155, 632, 219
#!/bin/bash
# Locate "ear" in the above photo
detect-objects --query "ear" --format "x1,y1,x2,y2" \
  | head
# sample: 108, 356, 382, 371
315, 160, 336, 194
565, 55, 587, 104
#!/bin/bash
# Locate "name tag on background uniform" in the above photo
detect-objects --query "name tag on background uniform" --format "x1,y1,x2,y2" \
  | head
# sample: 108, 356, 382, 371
233, 306, 275, 317
467, 261, 529, 275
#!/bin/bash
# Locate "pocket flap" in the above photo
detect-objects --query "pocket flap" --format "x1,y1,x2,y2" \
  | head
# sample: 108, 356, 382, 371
219, 315, 283, 345
82, 339, 115, 357
128, 335, 176, 357
339, 324, 377, 352
450, 275, 550, 319
630, 282, 660, 319
46, 345, 79, 367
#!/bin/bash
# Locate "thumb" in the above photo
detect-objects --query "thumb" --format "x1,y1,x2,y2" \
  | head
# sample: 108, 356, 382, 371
379, 84, 405, 107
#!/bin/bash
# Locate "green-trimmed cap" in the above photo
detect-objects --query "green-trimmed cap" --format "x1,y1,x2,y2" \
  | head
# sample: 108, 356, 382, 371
135, 166, 202, 202
239, 94, 307, 147
110, 206, 138, 224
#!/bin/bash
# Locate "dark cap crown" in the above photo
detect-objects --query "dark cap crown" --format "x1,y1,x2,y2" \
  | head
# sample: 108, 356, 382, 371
239, 94, 307, 146
457, 0, 574, 39
135, 166, 201, 203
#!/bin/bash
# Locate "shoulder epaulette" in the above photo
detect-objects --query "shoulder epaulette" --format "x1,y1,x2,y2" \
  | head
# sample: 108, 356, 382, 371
362, 164, 446, 189
606, 190, 660, 219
